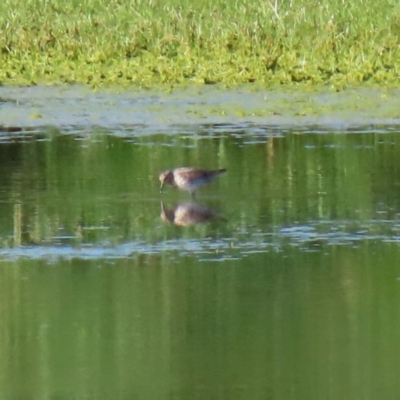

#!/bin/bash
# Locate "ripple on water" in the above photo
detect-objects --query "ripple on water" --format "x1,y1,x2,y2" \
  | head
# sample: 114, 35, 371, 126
0, 218, 399, 262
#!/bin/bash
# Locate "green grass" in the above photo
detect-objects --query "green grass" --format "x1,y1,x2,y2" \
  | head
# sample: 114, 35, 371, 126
1, 0, 400, 87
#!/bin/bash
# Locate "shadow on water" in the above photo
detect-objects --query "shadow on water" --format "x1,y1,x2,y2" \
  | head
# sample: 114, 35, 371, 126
2, 87, 400, 400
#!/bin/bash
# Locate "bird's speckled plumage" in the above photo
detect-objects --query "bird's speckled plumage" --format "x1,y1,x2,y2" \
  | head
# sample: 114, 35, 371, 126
159, 167, 226, 195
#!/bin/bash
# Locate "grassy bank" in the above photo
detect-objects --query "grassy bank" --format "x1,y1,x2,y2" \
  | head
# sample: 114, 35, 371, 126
1, 0, 400, 87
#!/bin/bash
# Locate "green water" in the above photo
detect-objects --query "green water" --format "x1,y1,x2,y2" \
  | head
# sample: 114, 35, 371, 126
1, 130, 400, 400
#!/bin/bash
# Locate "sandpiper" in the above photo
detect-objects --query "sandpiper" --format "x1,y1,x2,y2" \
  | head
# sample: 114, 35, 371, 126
159, 167, 226, 196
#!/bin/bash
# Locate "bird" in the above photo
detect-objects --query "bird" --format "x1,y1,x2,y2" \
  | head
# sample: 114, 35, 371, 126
159, 167, 226, 196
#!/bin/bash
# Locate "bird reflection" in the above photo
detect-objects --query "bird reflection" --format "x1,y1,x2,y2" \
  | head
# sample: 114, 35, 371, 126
160, 201, 222, 226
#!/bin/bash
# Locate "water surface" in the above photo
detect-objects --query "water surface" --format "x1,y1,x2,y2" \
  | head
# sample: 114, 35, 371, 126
1, 87, 400, 400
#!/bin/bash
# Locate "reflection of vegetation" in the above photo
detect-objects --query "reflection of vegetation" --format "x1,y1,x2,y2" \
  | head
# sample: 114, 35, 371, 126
2, 132, 400, 399
0, 131, 400, 248
1, 0, 400, 86
1, 242, 400, 399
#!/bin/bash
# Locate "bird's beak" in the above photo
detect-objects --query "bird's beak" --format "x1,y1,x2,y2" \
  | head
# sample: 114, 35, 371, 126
160, 181, 164, 193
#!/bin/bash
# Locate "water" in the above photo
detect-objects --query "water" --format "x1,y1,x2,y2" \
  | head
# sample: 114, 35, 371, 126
1, 87, 400, 400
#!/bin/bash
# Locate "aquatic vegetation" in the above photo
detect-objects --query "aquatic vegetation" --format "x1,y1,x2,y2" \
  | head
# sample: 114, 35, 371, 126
1, 0, 400, 87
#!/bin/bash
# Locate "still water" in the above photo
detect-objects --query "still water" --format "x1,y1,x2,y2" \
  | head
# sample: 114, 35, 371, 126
1, 87, 400, 400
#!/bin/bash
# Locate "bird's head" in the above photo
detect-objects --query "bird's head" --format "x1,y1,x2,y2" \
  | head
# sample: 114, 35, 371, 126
159, 170, 174, 193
